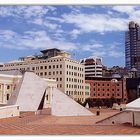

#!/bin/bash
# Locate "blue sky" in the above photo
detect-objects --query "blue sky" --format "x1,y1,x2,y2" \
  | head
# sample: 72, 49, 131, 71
0, 5, 140, 67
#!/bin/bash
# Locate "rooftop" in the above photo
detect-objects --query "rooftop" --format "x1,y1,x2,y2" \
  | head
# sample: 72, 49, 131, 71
40, 48, 61, 54
0, 70, 23, 76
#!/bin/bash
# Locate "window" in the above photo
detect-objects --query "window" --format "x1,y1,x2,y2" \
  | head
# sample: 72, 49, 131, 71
45, 66, 47, 69
45, 72, 47, 75
53, 71, 55, 75
56, 71, 58, 74
40, 72, 43, 76
56, 78, 58, 81
60, 64, 62, 68
56, 65, 59, 68
40, 66, 43, 69
60, 84, 62, 88
32, 67, 35, 70
7, 94, 10, 100
7, 85, 10, 89
49, 72, 51, 75
49, 65, 51, 69
46, 95, 48, 100
53, 65, 55, 69
60, 71, 62, 74
60, 78, 62, 81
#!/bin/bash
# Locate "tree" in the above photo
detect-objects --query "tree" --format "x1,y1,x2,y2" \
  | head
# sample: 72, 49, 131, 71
95, 98, 104, 107
104, 98, 112, 108
110, 96, 117, 107
77, 99, 83, 106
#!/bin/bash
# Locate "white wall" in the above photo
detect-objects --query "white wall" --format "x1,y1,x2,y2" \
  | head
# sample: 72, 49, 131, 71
0, 105, 19, 119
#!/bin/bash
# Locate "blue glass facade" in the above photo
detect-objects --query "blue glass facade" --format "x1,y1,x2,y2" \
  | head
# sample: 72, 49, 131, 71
125, 21, 140, 75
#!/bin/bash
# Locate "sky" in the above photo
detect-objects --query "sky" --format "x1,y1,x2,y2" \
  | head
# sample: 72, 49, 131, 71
0, 5, 140, 67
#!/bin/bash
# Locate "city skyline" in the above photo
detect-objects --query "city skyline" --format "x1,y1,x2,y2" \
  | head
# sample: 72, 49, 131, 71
1, 6, 140, 67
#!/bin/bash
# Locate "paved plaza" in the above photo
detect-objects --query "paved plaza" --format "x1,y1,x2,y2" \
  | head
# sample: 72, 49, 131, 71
0, 108, 140, 135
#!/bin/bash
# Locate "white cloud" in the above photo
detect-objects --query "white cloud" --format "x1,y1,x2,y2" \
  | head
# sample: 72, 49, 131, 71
0, 29, 77, 51
112, 6, 137, 15
62, 13, 128, 34
0, 6, 56, 18
83, 43, 103, 51
70, 29, 82, 39
81, 42, 124, 58
31, 18, 59, 30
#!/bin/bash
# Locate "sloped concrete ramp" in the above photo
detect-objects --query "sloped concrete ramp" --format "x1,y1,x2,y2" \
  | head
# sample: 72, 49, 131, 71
96, 110, 133, 125
8, 72, 47, 112
52, 88, 94, 116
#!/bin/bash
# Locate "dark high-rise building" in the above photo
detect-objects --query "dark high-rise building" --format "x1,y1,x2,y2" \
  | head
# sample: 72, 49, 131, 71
125, 21, 140, 76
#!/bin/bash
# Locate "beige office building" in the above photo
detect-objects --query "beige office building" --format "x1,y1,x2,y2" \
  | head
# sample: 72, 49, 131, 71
0, 49, 89, 103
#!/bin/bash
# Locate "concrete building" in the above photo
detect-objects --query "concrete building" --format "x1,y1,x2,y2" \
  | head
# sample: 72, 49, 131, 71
0, 48, 87, 103
0, 70, 22, 104
86, 77, 128, 103
125, 21, 140, 75
80, 57, 102, 78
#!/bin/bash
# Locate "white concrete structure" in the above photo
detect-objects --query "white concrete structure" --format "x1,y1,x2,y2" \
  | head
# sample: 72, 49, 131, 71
0, 105, 19, 119
96, 98, 140, 126
0, 71, 22, 104
8, 72, 56, 112
7, 71, 93, 116
52, 88, 93, 116
126, 98, 140, 110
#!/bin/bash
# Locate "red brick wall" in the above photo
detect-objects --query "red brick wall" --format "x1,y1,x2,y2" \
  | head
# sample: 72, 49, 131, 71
86, 79, 127, 102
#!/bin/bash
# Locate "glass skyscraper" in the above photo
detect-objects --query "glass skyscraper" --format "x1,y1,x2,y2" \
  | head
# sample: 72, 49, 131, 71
125, 21, 140, 76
